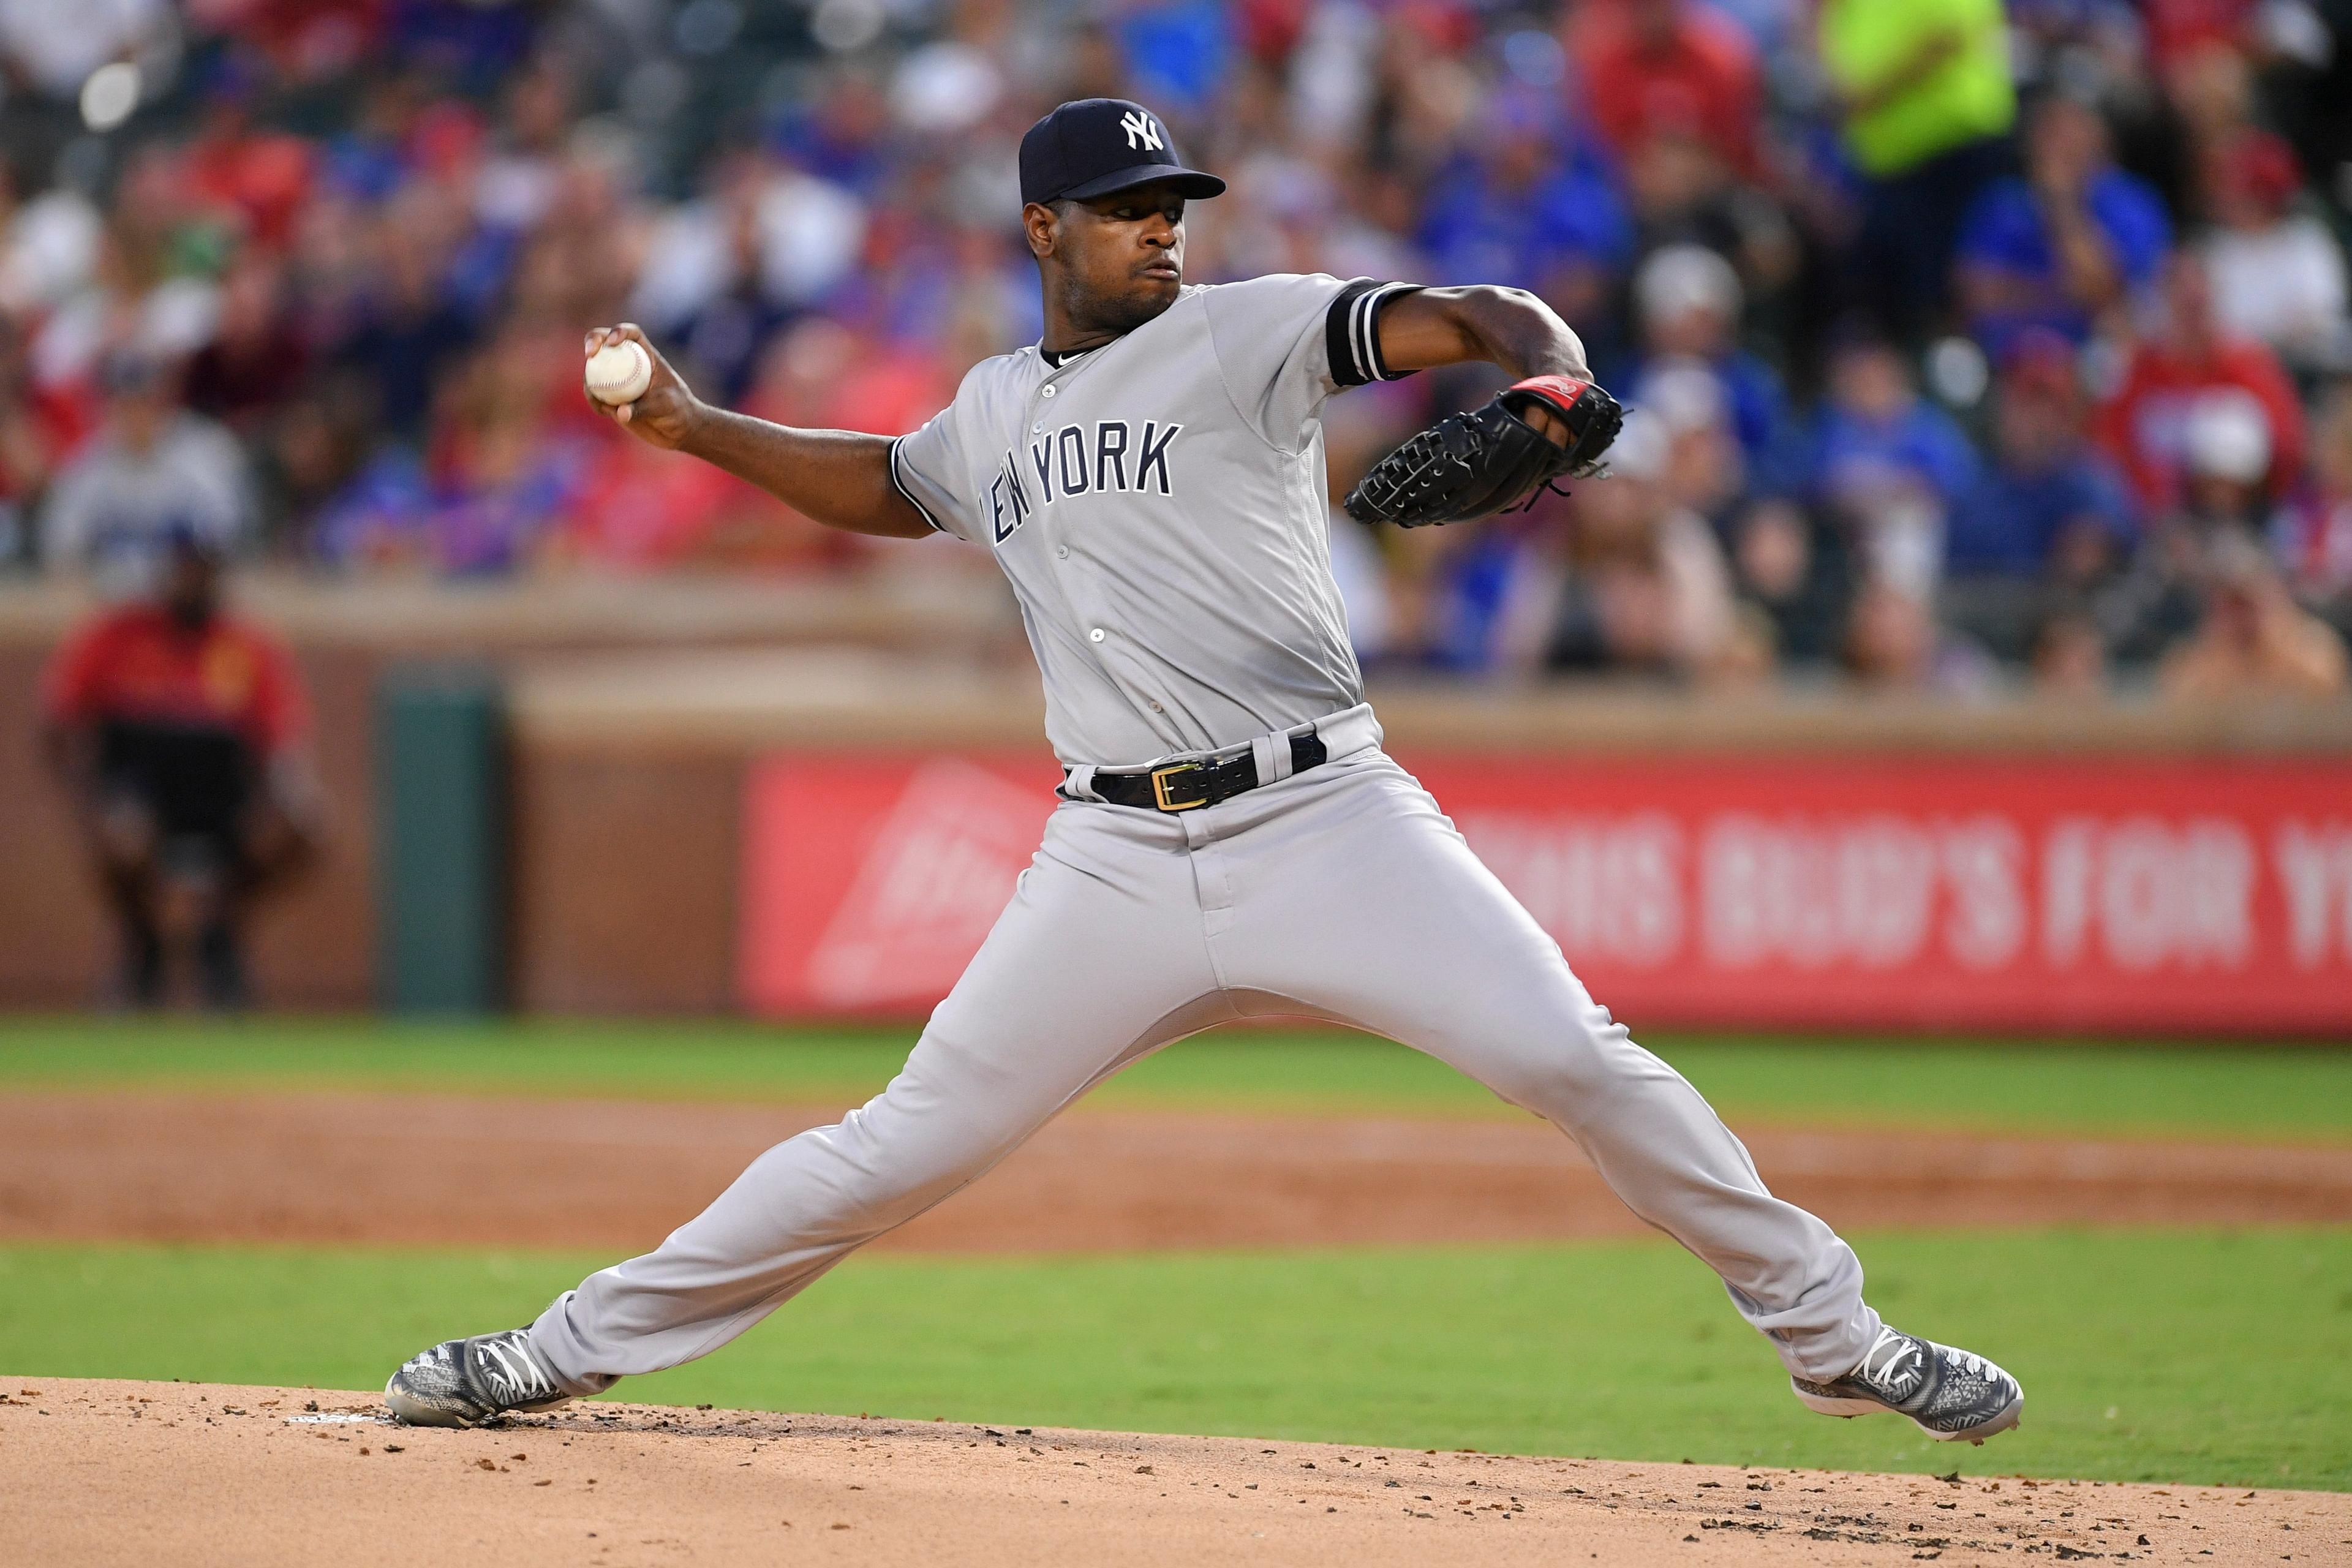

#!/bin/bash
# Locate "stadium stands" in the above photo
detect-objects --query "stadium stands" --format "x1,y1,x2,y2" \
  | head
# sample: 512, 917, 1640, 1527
0, 0, 2345, 695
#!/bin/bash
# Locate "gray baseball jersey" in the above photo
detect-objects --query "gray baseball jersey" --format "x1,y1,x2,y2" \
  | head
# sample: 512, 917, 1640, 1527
514, 273, 1887, 1407
889, 273, 1419, 767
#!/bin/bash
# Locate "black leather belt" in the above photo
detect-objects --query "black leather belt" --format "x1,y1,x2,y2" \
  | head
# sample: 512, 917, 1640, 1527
1084, 733, 1330, 813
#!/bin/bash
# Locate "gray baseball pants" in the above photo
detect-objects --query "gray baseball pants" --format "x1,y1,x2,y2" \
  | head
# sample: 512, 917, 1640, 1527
529, 707, 1880, 1392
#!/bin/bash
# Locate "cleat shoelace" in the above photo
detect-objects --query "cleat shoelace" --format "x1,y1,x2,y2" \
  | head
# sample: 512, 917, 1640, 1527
473, 1334, 558, 1406
1848, 1327, 1928, 1404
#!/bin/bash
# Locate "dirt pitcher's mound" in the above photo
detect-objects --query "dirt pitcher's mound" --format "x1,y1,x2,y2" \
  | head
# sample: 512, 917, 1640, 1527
3, 1381, 2343, 1567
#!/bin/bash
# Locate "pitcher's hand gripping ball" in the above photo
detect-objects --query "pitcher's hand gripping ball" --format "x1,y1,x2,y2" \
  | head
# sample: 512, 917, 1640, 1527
584, 338, 654, 406
1343, 375, 1623, 529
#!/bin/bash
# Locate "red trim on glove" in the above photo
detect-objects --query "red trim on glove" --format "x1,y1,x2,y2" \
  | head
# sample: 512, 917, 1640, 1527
1505, 375, 1594, 419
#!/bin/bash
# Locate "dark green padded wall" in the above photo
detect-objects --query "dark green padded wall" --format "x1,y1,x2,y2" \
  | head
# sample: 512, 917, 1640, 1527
375, 668, 507, 1013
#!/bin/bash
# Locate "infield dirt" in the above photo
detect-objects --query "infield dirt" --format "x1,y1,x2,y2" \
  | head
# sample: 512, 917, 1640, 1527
6, 1089, 2348, 1250
4, 1378, 2343, 1567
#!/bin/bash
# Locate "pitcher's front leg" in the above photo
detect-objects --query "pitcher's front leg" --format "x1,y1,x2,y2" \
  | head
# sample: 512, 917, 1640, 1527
1219, 757, 1879, 1381
1225, 758, 2023, 1442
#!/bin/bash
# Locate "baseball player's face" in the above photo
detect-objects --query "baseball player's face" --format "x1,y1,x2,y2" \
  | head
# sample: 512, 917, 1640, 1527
1033, 181, 1188, 337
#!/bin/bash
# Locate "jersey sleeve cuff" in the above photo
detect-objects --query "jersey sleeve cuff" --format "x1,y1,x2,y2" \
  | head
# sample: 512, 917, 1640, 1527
888, 436, 948, 533
1325, 279, 1425, 388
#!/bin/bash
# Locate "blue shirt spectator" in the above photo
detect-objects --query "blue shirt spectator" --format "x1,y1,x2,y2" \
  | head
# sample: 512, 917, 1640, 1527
1804, 401, 1981, 513
1628, 246, 1788, 468
1953, 451, 2136, 575
1955, 97, 2172, 353
1422, 527, 1533, 673
1418, 141, 1632, 293
1115, 1, 1233, 118
1950, 333, 2139, 578
1637, 355, 1778, 472
392, 0, 537, 94
1799, 342, 1982, 522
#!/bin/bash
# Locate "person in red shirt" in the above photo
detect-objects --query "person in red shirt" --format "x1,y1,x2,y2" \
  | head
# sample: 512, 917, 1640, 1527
1573, 0, 1763, 181
2095, 252, 2307, 514
41, 530, 324, 1008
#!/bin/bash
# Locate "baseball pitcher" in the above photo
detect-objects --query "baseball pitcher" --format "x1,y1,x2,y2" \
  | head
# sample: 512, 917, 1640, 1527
386, 99, 2022, 1446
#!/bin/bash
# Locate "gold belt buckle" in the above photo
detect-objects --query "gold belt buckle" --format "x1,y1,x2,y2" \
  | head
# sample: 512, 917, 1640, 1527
1149, 761, 1208, 812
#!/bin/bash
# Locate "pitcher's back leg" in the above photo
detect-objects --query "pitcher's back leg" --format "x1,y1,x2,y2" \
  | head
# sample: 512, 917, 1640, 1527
530, 805, 1224, 1390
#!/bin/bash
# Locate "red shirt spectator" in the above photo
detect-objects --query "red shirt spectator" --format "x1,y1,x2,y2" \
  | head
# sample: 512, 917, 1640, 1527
2095, 255, 2306, 511
43, 603, 309, 758
2143, 0, 2257, 73
187, 0, 388, 81
41, 535, 323, 1010
1573, 0, 1762, 179
182, 97, 316, 252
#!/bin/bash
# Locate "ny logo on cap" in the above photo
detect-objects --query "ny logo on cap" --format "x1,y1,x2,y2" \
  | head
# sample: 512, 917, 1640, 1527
1119, 110, 1163, 152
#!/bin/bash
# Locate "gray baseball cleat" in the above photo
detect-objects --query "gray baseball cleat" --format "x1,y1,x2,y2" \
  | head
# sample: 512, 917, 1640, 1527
385, 1327, 574, 1427
1792, 1326, 2024, 1444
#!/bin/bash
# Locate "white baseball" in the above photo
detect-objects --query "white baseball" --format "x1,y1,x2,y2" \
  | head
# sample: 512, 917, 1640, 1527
584, 338, 654, 405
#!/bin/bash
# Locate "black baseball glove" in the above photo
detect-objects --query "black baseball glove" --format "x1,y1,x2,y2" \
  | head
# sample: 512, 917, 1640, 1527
1342, 374, 1624, 529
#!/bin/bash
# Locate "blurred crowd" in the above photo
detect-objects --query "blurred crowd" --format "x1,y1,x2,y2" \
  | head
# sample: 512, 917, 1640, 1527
6, 0, 2352, 696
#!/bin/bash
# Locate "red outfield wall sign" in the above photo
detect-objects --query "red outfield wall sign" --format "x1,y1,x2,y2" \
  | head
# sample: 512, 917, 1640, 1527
739, 751, 2352, 1033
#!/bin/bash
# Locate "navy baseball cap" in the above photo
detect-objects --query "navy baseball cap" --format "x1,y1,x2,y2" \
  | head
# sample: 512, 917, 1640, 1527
1019, 99, 1226, 206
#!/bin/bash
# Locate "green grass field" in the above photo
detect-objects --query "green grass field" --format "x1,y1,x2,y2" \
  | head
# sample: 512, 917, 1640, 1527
4, 1019, 2348, 1491
3, 1016, 2350, 1141
3, 1230, 2346, 1489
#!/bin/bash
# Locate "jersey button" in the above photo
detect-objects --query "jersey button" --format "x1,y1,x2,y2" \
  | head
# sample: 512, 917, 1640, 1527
1031, 423, 1042, 432
1088, 627, 1105, 643
1041, 385, 1057, 398
1150, 701, 1165, 713
1055, 546, 1069, 559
